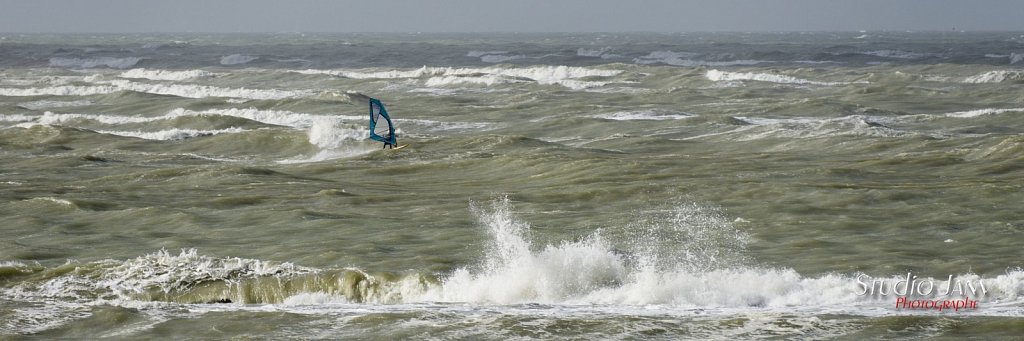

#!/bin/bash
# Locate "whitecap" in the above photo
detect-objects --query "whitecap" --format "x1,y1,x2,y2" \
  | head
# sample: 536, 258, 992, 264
705, 69, 863, 86
0, 84, 118, 97
97, 127, 247, 140
295, 65, 622, 90
963, 70, 1024, 84
20, 108, 359, 130
943, 107, 1024, 118
592, 110, 694, 121
0, 80, 313, 100
119, 68, 217, 81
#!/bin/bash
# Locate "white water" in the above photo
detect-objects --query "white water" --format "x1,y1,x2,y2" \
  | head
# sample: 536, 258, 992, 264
6, 198, 1023, 316
295, 65, 622, 90
944, 107, 1024, 118
0, 79, 314, 100
16, 108, 352, 128
962, 70, 1024, 84
97, 127, 247, 141
119, 68, 217, 81
706, 69, 861, 86
592, 110, 694, 121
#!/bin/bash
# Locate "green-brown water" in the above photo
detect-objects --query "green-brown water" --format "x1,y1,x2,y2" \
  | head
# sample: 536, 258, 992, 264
2, 32, 1023, 339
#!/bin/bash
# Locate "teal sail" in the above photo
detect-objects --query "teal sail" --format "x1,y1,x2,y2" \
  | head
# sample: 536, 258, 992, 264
368, 98, 397, 146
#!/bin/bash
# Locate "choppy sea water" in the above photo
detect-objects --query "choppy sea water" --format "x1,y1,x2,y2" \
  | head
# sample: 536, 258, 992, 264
1, 32, 1023, 339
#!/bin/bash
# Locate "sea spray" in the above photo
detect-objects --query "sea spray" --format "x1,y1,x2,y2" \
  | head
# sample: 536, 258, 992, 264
307, 116, 367, 149
4, 206, 1024, 311
281, 116, 376, 163
622, 200, 750, 272
426, 197, 628, 303
413, 197, 766, 305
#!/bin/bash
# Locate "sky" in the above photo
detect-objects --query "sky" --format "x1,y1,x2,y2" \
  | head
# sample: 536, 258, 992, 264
1, 0, 1023, 33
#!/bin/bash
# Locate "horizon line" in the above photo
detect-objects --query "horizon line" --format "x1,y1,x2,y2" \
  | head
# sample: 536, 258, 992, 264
3, 29, 1022, 35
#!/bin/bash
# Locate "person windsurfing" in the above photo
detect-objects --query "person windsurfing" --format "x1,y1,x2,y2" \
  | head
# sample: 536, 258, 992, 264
368, 97, 398, 149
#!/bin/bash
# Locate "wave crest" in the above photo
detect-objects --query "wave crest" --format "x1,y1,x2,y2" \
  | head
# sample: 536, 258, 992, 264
297, 65, 622, 90
706, 69, 860, 86
119, 68, 217, 81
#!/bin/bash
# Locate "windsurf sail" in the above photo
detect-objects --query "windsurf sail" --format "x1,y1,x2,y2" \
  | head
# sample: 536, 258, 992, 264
368, 98, 397, 146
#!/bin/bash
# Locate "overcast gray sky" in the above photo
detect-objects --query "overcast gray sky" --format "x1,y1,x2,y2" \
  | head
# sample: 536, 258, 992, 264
2, 0, 1022, 33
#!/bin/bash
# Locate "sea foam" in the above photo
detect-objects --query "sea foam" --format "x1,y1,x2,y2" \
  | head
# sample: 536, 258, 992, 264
119, 68, 217, 81
296, 65, 622, 90
98, 127, 247, 141
19, 108, 361, 132
962, 70, 1024, 84
944, 107, 1024, 118
706, 69, 861, 86
0, 80, 313, 100
592, 110, 694, 121
404, 198, 1021, 310
0, 84, 118, 97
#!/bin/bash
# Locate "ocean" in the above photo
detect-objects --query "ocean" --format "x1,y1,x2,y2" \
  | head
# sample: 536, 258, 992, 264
1, 31, 1023, 339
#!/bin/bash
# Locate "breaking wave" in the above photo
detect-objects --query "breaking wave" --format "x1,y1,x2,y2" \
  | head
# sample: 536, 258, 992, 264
592, 110, 694, 121
18, 107, 359, 130
962, 70, 1024, 84
0, 84, 118, 97
11, 108, 370, 156
943, 107, 1024, 118
0, 80, 314, 100
705, 69, 863, 86
119, 68, 217, 81
6, 198, 1021, 314
686, 115, 912, 141
98, 127, 247, 140
295, 65, 622, 90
